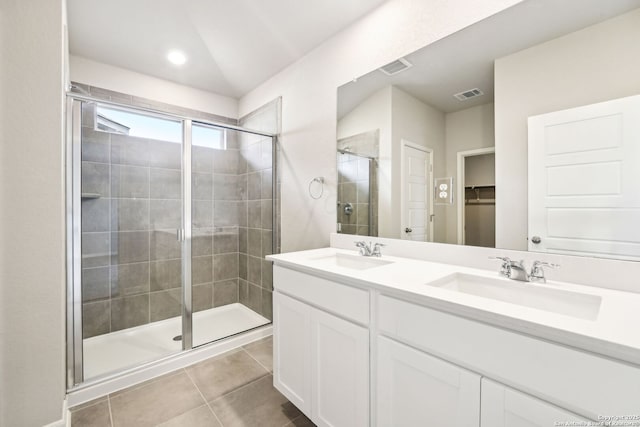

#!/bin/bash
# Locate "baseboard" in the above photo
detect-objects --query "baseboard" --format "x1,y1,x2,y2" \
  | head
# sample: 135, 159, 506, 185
42, 398, 68, 427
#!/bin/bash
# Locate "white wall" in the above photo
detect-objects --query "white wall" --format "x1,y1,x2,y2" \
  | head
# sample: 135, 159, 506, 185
239, 0, 523, 252
391, 87, 445, 241
70, 55, 239, 119
337, 86, 391, 235
465, 153, 495, 186
444, 102, 495, 243
0, 0, 67, 425
495, 8, 640, 250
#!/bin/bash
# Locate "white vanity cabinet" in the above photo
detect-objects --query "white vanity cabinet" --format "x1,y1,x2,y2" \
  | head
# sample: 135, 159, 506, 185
378, 294, 640, 422
273, 291, 312, 414
481, 379, 589, 427
377, 336, 480, 427
271, 260, 640, 427
273, 266, 370, 427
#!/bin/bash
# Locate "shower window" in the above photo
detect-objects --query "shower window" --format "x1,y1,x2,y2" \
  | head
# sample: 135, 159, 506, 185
96, 106, 183, 142
68, 97, 276, 387
193, 124, 226, 149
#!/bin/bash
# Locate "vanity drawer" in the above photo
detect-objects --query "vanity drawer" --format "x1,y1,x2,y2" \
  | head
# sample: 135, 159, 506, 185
378, 295, 640, 419
274, 265, 369, 325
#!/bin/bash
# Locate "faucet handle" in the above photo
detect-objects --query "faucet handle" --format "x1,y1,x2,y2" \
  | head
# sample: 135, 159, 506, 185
354, 241, 371, 256
532, 260, 560, 269
489, 256, 512, 277
530, 260, 559, 283
371, 242, 385, 257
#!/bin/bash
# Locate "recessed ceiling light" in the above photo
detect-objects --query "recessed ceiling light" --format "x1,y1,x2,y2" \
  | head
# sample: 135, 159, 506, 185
167, 50, 187, 66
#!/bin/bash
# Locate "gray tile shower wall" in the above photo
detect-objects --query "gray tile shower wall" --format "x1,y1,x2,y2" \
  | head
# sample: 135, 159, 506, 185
337, 153, 373, 236
236, 133, 274, 321
78, 87, 280, 339
79, 103, 253, 339
336, 130, 379, 237
238, 98, 281, 323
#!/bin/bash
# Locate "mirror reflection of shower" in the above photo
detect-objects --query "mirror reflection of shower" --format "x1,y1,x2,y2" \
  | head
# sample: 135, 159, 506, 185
336, 130, 379, 237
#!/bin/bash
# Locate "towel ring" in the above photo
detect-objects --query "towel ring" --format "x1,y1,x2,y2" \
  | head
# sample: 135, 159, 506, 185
309, 177, 324, 199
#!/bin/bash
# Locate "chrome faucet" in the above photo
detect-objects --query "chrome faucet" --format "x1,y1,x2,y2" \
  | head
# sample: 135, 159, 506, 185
490, 257, 529, 281
355, 241, 385, 257
490, 257, 560, 283
529, 260, 559, 283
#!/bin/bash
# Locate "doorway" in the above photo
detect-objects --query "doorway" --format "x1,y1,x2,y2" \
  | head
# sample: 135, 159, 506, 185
457, 147, 496, 247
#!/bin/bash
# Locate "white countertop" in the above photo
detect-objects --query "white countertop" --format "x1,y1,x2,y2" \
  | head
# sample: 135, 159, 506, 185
267, 247, 640, 366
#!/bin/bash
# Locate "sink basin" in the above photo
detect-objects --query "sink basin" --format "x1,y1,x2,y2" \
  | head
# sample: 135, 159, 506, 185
310, 253, 393, 270
427, 273, 601, 320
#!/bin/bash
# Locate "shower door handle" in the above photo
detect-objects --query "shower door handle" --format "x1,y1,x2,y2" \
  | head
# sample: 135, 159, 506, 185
176, 229, 184, 242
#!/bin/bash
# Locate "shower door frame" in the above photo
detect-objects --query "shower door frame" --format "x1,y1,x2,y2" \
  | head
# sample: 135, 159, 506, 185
65, 93, 278, 390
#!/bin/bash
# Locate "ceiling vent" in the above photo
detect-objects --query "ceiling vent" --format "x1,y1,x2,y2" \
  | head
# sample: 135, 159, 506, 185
453, 88, 484, 101
379, 58, 413, 76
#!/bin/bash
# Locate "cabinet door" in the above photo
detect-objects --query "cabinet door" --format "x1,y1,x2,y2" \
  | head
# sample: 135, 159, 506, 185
377, 336, 480, 427
312, 309, 369, 427
273, 292, 312, 415
481, 379, 590, 427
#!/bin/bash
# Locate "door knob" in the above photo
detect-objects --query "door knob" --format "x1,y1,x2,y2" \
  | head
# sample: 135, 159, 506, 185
405, 227, 412, 233
531, 236, 541, 244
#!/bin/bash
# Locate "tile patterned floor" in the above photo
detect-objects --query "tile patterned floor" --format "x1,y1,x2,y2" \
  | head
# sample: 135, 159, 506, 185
70, 337, 316, 427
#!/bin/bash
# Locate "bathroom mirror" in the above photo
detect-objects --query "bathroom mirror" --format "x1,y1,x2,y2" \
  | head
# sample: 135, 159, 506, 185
336, 0, 640, 261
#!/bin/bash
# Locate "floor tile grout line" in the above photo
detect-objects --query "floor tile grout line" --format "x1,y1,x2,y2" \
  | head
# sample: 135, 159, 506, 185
183, 367, 225, 427
290, 413, 314, 427
208, 371, 272, 406
107, 395, 115, 427
241, 346, 272, 374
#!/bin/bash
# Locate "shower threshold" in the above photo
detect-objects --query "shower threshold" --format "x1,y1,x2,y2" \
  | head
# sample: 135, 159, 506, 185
83, 303, 269, 380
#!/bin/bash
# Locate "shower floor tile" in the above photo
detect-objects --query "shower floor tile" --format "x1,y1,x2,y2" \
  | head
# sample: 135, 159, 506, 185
70, 336, 315, 427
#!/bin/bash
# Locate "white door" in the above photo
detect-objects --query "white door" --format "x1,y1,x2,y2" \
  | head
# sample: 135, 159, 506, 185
402, 142, 432, 241
273, 292, 312, 416
312, 309, 369, 427
528, 94, 640, 260
481, 379, 590, 427
377, 336, 481, 427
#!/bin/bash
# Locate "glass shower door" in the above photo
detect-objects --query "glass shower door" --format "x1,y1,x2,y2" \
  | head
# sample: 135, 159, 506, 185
190, 123, 272, 348
76, 100, 186, 381
68, 96, 277, 388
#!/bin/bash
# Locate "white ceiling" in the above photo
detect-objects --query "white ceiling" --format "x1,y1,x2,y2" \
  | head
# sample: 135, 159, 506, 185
338, 0, 640, 118
67, 0, 387, 98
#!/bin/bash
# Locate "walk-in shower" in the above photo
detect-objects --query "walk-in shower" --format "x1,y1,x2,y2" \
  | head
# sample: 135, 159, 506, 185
336, 130, 379, 236
66, 93, 277, 388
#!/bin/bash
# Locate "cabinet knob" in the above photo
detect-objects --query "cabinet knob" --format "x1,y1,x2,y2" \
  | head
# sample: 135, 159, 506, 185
405, 227, 412, 233
531, 236, 542, 244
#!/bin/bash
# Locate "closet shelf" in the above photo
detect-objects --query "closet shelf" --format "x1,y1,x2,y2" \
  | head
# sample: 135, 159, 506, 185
465, 198, 495, 205
464, 184, 495, 189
